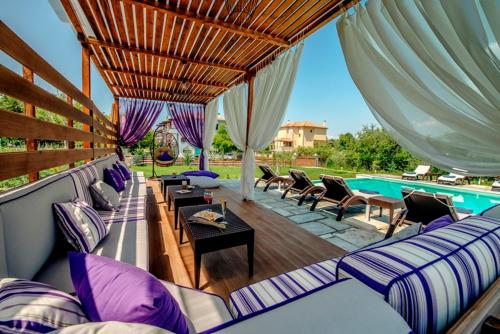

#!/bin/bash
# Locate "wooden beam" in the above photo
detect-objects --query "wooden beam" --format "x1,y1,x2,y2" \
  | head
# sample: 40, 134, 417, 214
117, 95, 209, 104
0, 149, 94, 181
86, 38, 246, 73
102, 67, 228, 89
0, 20, 94, 112
0, 64, 92, 125
122, 0, 289, 47
22, 66, 39, 182
112, 85, 216, 99
82, 45, 93, 157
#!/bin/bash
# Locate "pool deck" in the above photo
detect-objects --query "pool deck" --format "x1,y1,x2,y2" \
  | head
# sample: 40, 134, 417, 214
222, 179, 394, 251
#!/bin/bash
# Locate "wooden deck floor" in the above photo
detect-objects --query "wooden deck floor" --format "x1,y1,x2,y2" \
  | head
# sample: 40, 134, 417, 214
146, 179, 346, 301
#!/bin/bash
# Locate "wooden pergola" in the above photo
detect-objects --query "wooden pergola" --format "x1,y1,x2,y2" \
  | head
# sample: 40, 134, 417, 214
0, 0, 355, 184
60, 0, 355, 105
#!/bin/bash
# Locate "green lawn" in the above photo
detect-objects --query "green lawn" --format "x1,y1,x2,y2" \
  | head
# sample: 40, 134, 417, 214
130, 164, 358, 180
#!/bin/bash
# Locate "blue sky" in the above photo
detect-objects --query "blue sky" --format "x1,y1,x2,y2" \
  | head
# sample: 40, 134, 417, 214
1, 0, 377, 137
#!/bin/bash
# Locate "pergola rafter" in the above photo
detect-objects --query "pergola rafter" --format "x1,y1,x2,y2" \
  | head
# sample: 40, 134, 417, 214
61, 0, 354, 104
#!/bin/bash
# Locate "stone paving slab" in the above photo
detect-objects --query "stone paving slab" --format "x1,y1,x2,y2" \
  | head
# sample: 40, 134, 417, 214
325, 236, 358, 252
334, 228, 384, 248
317, 218, 352, 231
272, 207, 294, 217
289, 212, 326, 224
299, 222, 336, 236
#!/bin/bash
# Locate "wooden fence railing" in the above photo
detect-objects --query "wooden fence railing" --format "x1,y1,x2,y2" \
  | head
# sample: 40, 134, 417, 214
0, 20, 118, 182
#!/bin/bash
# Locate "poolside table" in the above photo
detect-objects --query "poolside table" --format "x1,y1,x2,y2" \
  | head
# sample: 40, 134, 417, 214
167, 185, 206, 229
178, 204, 255, 289
366, 196, 405, 224
161, 174, 190, 201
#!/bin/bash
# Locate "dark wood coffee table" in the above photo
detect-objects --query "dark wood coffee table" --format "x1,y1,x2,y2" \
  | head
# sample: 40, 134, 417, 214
167, 185, 206, 229
178, 204, 255, 289
366, 195, 405, 224
161, 175, 190, 201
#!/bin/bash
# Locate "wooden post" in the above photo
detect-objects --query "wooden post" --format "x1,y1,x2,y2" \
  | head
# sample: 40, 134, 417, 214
22, 66, 39, 181
66, 95, 75, 168
82, 45, 93, 160
113, 97, 120, 150
245, 71, 255, 147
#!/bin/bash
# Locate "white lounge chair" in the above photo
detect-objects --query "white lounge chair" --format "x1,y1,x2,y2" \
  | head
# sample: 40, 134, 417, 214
492, 178, 500, 192
402, 165, 430, 180
437, 168, 470, 185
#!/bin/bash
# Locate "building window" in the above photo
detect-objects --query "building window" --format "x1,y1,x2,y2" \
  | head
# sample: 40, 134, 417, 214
310, 129, 313, 133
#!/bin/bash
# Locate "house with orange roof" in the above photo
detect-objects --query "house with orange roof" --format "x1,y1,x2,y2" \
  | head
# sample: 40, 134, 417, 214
273, 120, 328, 152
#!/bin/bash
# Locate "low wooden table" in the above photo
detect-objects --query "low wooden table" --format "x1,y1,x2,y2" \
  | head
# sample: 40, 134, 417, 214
178, 204, 255, 289
161, 175, 190, 201
365, 195, 405, 224
167, 185, 206, 229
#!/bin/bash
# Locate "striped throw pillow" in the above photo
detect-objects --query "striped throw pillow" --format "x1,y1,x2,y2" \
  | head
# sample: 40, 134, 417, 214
53, 200, 109, 253
0, 278, 88, 333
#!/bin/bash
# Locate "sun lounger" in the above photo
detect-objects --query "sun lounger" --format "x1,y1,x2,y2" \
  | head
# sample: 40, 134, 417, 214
437, 168, 471, 185
492, 178, 500, 192
299, 175, 379, 221
254, 164, 291, 192
401, 165, 431, 180
281, 169, 316, 199
385, 188, 467, 238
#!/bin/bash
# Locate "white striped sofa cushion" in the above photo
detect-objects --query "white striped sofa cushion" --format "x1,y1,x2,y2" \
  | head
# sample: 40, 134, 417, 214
98, 196, 146, 224
336, 216, 500, 334
0, 278, 88, 333
229, 258, 340, 318
70, 164, 99, 206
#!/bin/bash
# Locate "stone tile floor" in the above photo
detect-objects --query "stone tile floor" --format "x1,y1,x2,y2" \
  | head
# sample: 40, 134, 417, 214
220, 180, 396, 251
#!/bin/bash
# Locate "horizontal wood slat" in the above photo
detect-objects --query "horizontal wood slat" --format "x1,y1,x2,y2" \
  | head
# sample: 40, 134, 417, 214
0, 20, 94, 112
0, 109, 94, 142
94, 148, 116, 157
93, 103, 115, 129
94, 134, 116, 145
93, 120, 116, 138
0, 149, 94, 181
0, 64, 92, 125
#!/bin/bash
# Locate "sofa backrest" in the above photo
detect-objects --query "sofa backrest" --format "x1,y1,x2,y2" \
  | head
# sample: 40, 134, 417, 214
336, 216, 500, 334
0, 155, 120, 280
0, 173, 76, 279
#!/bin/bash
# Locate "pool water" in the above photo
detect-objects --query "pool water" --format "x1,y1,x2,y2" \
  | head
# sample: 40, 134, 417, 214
315, 177, 500, 214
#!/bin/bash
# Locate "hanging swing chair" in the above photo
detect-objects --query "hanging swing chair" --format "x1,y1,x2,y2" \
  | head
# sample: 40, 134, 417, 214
150, 121, 179, 177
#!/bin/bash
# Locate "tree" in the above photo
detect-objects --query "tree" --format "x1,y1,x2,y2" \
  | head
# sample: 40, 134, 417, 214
212, 123, 238, 155
128, 130, 154, 155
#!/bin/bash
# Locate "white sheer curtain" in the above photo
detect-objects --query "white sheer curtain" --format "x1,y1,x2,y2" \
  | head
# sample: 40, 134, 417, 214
224, 45, 304, 199
202, 98, 219, 170
337, 0, 500, 175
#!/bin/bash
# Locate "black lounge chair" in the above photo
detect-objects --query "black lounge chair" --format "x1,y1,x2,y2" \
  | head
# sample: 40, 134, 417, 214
254, 164, 291, 192
298, 175, 379, 221
281, 169, 317, 199
385, 188, 463, 238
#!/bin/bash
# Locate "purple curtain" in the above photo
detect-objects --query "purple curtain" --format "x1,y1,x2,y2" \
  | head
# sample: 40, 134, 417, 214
117, 98, 164, 160
167, 103, 205, 170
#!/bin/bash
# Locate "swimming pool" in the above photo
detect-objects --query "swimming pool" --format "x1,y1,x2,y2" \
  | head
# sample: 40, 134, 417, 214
315, 177, 500, 214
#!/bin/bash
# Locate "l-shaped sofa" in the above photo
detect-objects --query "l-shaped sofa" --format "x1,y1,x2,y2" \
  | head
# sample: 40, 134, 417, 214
0, 155, 498, 333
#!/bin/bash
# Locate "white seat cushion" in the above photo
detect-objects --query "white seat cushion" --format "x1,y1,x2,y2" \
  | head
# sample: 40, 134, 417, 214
51, 321, 173, 333
213, 279, 411, 334
187, 176, 221, 188
34, 219, 149, 293
160, 281, 233, 333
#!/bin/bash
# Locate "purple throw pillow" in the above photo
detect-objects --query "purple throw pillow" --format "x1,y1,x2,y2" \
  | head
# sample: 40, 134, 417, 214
424, 215, 455, 233
181, 170, 219, 179
158, 151, 174, 161
104, 168, 125, 192
69, 252, 188, 334
113, 163, 131, 181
